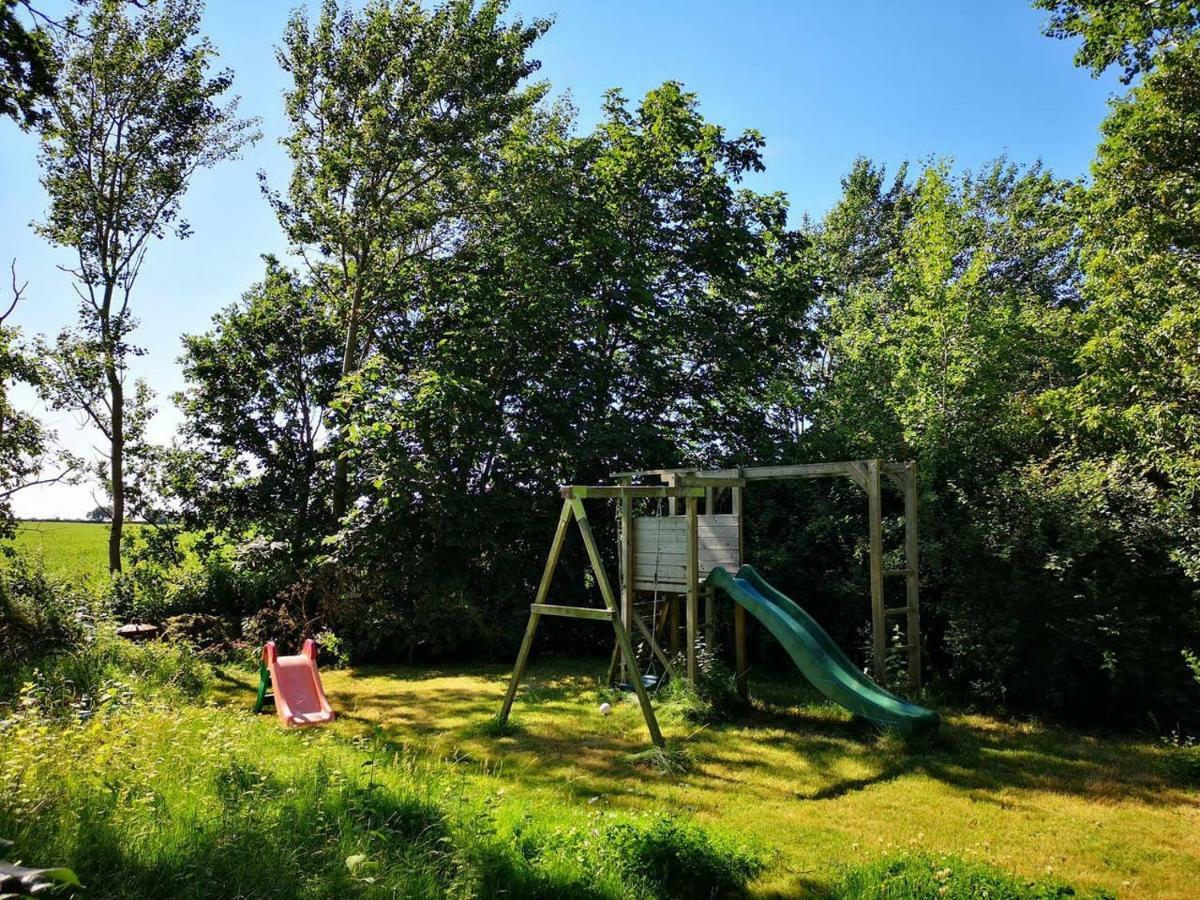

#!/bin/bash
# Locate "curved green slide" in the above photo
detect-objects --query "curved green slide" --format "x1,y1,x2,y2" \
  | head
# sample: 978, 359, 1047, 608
706, 564, 939, 734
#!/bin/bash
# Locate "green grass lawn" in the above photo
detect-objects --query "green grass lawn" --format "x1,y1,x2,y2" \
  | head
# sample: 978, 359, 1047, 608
5, 521, 1198, 896
5, 521, 120, 585
211, 660, 1199, 898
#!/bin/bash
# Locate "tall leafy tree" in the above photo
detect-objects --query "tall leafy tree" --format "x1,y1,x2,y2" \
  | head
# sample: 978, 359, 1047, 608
34, 0, 257, 571
801, 159, 1090, 710
176, 258, 341, 562
268, 0, 549, 521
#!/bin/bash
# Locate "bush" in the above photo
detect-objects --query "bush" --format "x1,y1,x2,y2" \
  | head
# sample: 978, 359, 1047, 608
2, 631, 210, 716
0, 558, 95, 697
161, 613, 239, 658
827, 853, 1111, 899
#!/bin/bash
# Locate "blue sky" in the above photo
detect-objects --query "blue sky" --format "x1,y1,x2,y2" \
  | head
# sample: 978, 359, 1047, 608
0, 0, 1119, 517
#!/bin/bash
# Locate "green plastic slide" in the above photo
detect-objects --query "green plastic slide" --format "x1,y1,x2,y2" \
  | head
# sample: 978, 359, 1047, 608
706, 564, 939, 734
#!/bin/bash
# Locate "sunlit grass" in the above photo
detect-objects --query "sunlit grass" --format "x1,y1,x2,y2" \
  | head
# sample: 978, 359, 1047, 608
210, 659, 1200, 898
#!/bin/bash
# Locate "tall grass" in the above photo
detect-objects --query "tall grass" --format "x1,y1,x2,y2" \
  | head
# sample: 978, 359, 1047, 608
0, 699, 764, 899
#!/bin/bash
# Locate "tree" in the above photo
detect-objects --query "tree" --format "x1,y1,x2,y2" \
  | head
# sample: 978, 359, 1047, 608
0, 0, 54, 128
0, 263, 74, 537
34, 0, 257, 572
175, 258, 341, 562
86, 503, 111, 522
804, 159, 1101, 714
327, 84, 812, 658
1035, 0, 1200, 82
1042, 39, 1200, 580
268, 0, 549, 521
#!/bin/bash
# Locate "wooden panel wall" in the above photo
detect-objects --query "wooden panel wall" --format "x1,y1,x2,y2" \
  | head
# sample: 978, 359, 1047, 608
630, 514, 741, 591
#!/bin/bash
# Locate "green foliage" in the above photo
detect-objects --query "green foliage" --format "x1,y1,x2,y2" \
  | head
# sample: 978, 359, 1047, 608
659, 643, 746, 725
828, 853, 1109, 899
0, 0, 55, 129
1035, 0, 1200, 82
175, 258, 341, 562
269, 0, 551, 520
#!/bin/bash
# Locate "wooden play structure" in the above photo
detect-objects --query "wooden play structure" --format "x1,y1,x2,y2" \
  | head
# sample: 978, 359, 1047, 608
498, 461, 926, 747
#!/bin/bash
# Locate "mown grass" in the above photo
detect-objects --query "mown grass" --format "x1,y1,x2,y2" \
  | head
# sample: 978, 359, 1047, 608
206, 660, 1199, 899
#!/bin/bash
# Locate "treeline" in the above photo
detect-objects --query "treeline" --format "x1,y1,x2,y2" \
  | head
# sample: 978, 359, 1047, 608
1, 0, 1197, 730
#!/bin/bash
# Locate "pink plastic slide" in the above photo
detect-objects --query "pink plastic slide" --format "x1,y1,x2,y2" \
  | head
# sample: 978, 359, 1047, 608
261, 639, 335, 727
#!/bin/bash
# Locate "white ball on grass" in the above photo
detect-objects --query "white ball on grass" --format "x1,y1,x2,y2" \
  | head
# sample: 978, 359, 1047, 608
598, 702, 612, 716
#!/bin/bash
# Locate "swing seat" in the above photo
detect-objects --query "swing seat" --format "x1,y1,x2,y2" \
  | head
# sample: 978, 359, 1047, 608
616, 673, 662, 693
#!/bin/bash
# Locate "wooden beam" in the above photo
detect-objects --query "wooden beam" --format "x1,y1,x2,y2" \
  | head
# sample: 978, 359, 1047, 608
613, 462, 861, 482
686, 495, 699, 680
534, 500, 573, 605
530, 603, 614, 621
611, 609, 665, 747
570, 498, 620, 613
846, 461, 869, 491
867, 459, 886, 684
903, 460, 922, 691
561, 485, 704, 500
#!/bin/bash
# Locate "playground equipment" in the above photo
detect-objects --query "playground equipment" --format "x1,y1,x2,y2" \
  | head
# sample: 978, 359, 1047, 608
254, 639, 335, 728
497, 461, 937, 745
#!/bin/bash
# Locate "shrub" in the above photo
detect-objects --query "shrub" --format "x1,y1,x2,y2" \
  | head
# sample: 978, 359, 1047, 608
2, 631, 209, 715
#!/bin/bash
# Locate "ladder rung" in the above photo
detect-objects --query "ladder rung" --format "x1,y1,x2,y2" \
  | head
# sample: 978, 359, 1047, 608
884, 568, 914, 577
884, 605, 914, 616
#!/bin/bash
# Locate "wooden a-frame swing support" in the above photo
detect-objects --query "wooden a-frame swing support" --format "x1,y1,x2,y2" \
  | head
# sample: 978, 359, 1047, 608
496, 485, 704, 748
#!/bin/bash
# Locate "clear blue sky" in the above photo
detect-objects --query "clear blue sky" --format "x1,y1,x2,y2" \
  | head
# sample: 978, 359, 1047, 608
0, 0, 1118, 518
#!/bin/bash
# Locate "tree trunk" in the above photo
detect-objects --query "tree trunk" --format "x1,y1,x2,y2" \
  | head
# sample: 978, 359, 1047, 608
330, 280, 364, 521
108, 370, 124, 573
101, 281, 124, 574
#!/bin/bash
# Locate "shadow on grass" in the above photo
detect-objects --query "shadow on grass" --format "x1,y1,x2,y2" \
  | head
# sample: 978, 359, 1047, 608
214, 657, 1198, 813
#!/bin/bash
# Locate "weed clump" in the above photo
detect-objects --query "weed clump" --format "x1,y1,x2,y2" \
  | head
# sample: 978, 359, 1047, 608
827, 853, 1113, 899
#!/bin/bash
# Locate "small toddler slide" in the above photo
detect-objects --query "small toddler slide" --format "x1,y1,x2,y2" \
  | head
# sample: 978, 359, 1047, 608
254, 639, 336, 727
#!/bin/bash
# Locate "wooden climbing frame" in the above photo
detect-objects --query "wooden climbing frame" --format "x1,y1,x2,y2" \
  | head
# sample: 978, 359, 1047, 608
497, 460, 922, 749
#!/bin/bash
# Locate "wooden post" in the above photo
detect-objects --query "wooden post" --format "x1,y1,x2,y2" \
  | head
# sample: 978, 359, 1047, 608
620, 483, 635, 682
570, 498, 664, 747
686, 494, 699, 680
903, 461, 922, 691
499, 609, 541, 723
866, 459, 886, 684
732, 483, 748, 695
